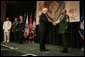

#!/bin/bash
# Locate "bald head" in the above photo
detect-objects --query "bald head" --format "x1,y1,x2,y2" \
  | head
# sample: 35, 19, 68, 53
42, 8, 48, 14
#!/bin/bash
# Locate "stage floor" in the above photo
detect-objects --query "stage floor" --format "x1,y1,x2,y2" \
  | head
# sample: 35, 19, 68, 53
1, 42, 84, 56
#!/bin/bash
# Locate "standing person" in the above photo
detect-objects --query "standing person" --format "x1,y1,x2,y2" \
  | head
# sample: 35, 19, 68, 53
52, 9, 70, 53
18, 15, 25, 44
39, 8, 52, 52
11, 17, 19, 42
3, 17, 12, 42
58, 9, 69, 53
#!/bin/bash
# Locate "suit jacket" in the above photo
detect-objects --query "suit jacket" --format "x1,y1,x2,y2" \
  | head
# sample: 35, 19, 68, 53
39, 13, 51, 32
18, 21, 25, 32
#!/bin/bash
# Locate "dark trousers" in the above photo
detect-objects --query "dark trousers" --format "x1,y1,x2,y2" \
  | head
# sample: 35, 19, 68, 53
61, 33, 69, 51
18, 31, 24, 44
39, 31, 47, 50
13, 31, 18, 42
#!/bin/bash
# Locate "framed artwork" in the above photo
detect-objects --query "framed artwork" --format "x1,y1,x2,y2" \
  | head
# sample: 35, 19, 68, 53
36, 1, 80, 25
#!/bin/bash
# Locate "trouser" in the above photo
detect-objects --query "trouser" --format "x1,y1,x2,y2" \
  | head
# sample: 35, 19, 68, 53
13, 31, 18, 42
61, 33, 69, 51
39, 31, 47, 50
18, 31, 24, 44
4, 31, 10, 42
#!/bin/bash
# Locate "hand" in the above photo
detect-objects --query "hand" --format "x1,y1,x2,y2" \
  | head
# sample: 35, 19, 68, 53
52, 22, 56, 26
55, 20, 60, 24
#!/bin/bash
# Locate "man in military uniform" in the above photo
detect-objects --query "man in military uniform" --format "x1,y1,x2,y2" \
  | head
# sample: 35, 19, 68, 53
58, 9, 69, 53
11, 17, 19, 42
54, 9, 69, 53
3, 18, 12, 42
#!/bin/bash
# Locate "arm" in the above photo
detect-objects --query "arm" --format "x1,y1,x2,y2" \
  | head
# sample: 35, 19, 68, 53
11, 22, 14, 32
8, 21, 12, 30
3, 22, 5, 30
47, 18, 53, 23
55, 19, 60, 24
52, 15, 62, 26
22, 22, 25, 32
52, 20, 60, 26
46, 14, 54, 23
16, 22, 19, 31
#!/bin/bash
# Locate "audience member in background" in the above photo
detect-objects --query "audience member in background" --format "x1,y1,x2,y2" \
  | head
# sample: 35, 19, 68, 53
11, 17, 19, 43
18, 16, 25, 44
3, 17, 12, 43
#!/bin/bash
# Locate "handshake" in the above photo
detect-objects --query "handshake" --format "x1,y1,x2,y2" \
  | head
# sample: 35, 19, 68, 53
47, 15, 60, 26
52, 22, 57, 26
46, 15, 60, 26
51, 20, 60, 26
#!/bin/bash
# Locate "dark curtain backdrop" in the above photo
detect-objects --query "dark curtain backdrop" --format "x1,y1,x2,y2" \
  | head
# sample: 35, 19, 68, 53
35, 22, 82, 49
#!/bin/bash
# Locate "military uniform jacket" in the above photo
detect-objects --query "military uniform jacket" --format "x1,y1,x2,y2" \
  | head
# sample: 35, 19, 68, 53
11, 22, 19, 32
59, 15, 69, 34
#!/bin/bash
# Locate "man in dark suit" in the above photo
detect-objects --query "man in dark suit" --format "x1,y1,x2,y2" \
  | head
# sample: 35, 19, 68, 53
39, 8, 52, 52
18, 15, 25, 44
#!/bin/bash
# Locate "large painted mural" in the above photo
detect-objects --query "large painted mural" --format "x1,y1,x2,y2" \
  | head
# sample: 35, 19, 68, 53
36, 1, 80, 25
